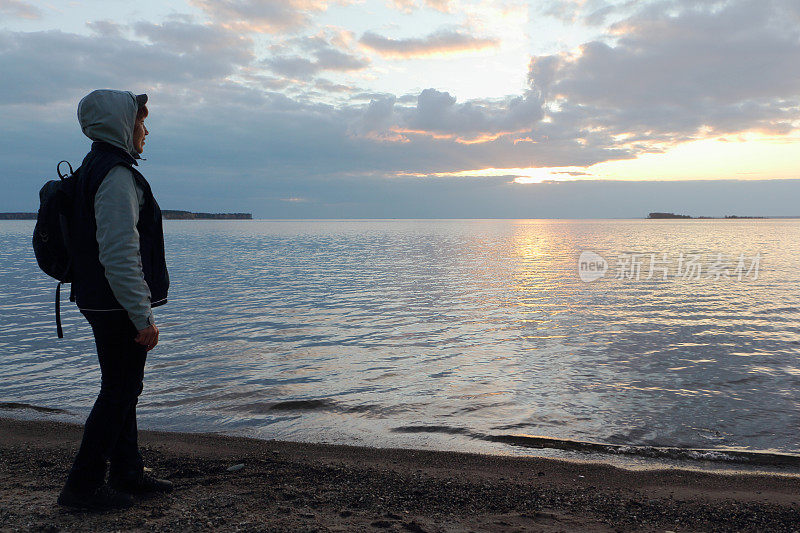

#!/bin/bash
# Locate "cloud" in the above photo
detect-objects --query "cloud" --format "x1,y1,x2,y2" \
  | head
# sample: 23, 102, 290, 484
538, 0, 637, 26
0, 19, 629, 204
351, 95, 397, 135
86, 20, 125, 37
359, 28, 500, 58
337, 0, 800, 173
424, 0, 453, 13
0, 0, 40, 19
2, 0, 800, 219
133, 21, 253, 64
528, 0, 800, 150
262, 55, 319, 78
385, 0, 452, 13
349, 88, 547, 146
314, 78, 357, 93
238, 72, 294, 91
402, 89, 544, 137
264, 33, 370, 79
385, 0, 416, 13
313, 47, 369, 71
0, 23, 253, 105
189, 0, 351, 33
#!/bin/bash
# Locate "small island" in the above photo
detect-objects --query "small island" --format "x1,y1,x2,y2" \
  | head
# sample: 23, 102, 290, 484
647, 212, 692, 219
647, 212, 766, 219
0, 211, 252, 220
161, 210, 252, 220
0, 212, 38, 220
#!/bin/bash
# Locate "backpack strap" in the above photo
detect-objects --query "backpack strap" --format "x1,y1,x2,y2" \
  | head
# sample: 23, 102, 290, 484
55, 282, 64, 339
57, 160, 74, 180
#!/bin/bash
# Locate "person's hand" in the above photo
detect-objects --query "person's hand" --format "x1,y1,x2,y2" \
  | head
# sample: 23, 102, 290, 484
135, 323, 159, 351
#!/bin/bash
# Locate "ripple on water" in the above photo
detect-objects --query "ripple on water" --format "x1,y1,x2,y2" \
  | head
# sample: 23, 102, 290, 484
3, 219, 800, 464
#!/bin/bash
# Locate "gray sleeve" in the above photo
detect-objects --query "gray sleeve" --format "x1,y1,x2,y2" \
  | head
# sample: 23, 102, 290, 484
94, 165, 155, 331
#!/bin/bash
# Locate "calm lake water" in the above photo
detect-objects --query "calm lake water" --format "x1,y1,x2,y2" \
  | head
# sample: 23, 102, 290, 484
2, 219, 800, 471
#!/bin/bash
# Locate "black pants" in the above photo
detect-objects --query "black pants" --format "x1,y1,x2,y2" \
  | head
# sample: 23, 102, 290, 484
65, 311, 147, 492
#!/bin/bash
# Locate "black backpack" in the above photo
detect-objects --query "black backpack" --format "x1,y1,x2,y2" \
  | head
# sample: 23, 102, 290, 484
32, 160, 79, 338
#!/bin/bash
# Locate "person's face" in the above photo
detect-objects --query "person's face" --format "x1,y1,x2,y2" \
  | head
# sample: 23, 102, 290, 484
133, 116, 149, 154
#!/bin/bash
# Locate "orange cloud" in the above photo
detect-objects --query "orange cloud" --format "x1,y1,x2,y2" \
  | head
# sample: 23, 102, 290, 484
390, 127, 526, 145
360, 29, 500, 59
385, 0, 453, 14
190, 0, 356, 34
0, 0, 40, 19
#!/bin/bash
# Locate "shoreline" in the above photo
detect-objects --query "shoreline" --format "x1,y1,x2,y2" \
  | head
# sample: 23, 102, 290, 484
4, 404, 800, 475
2, 417, 800, 532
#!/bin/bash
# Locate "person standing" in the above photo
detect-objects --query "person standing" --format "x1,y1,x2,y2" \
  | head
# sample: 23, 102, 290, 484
58, 90, 172, 510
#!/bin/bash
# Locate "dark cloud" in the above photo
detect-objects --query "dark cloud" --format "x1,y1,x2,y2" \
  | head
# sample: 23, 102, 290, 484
396, 94, 418, 104
238, 72, 294, 91
0, 19, 631, 211
314, 47, 369, 71
86, 20, 124, 37
351, 95, 397, 135
583, 5, 617, 26
0, 65, 774, 219
2, 0, 800, 218
0, 0, 40, 20
0, 23, 253, 105
263, 31, 369, 79
553, 170, 592, 176
351, 91, 396, 101
360, 28, 500, 58
529, 0, 800, 146
314, 78, 357, 93
264, 49, 368, 78
132, 21, 252, 62
539, 0, 638, 26
262, 55, 320, 78
402, 89, 544, 136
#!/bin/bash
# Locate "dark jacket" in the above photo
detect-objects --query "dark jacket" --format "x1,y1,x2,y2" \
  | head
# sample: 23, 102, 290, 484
70, 141, 169, 315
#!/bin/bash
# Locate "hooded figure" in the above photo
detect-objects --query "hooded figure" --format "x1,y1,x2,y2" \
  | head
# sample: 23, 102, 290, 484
70, 90, 168, 325
58, 89, 172, 511
78, 90, 148, 160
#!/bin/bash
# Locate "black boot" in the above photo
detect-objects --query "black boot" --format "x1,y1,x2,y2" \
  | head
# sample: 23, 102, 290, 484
57, 483, 134, 511
111, 472, 173, 495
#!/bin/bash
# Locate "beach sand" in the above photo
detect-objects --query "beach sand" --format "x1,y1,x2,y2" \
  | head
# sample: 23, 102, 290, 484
1, 417, 799, 532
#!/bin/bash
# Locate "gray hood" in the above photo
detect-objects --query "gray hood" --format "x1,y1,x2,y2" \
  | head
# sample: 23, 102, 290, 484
78, 89, 140, 160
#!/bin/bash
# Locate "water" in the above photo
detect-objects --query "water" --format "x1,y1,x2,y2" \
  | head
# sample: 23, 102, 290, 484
2, 219, 800, 472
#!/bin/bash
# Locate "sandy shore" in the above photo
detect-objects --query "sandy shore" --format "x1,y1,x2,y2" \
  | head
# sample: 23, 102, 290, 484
1, 417, 799, 532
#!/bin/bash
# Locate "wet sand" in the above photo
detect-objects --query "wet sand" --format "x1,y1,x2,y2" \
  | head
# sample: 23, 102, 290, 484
1, 416, 799, 532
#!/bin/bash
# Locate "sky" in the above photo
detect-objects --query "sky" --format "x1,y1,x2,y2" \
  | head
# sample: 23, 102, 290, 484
1, 0, 799, 218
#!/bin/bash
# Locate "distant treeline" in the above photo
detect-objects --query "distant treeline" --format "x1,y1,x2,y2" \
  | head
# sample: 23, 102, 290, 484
0, 211, 252, 220
648, 212, 692, 219
647, 212, 766, 219
0, 212, 37, 220
161, 210, 252, 220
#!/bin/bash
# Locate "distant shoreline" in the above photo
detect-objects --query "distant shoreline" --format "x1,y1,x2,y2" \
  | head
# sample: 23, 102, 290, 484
0, 210, 252, 220
161, 210, 252, 220
647, 212, 768, 219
